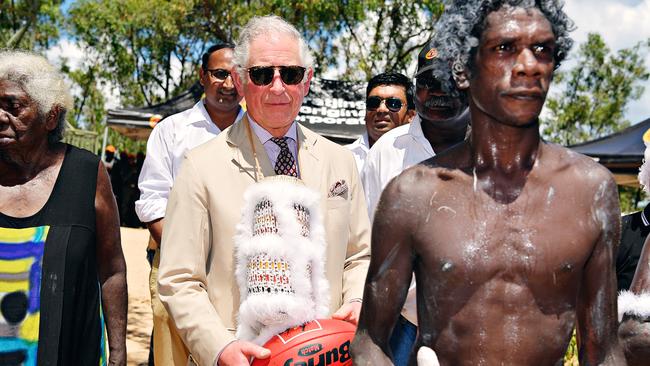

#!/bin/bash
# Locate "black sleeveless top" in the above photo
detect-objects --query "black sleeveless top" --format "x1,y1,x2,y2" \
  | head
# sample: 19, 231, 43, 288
0, 144, 107, 366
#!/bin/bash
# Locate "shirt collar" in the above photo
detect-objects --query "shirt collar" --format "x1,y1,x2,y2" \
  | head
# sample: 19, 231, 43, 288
248, 116, 298, 144
187, 100, 244, 127
352, 132, 370, 151
401, 115, 435, 155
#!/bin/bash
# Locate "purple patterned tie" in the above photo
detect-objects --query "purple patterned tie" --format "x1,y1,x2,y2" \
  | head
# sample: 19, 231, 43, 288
271, 137, 298, 177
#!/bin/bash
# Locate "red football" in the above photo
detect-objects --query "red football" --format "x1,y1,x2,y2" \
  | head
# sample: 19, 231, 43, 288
251, 319, 356, 366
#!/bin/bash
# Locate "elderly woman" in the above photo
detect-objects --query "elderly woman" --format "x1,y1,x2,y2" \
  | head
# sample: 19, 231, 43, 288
0, 50, 126, 365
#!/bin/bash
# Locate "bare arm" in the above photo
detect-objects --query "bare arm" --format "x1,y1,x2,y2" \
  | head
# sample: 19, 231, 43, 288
146, 218, 163, 246
618, 235, 650, 366
95, 162, 128, 366
577, 175, 625, 365
351, 175, 418, 366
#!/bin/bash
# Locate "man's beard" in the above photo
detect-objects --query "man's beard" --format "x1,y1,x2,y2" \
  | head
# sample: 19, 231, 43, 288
639, 142, 650, 194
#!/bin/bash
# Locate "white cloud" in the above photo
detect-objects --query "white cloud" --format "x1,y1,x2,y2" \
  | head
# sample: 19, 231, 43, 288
560, 0, 650, 123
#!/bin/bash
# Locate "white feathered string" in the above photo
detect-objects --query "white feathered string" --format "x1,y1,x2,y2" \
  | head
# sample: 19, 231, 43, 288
638, 141, 650, 194
234, 176, 330, 345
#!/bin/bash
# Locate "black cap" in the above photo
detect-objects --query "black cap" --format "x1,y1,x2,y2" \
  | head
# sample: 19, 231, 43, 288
415, 42, 440, 77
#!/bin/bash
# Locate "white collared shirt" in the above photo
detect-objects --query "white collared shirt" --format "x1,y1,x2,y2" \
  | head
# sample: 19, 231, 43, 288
248, 117, 299, 175
345, 133, 371, 174
361, 115, 435, 219
135, 100, 244, 223
360, 115, 435, 326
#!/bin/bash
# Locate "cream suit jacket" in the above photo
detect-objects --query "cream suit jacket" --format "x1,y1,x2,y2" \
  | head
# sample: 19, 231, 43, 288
158, 115, 371, 366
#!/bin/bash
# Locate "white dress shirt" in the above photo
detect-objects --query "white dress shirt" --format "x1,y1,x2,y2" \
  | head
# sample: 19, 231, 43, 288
345, 133, 370, 174
360, 114, 435, 326
249, 117, 299, 176
135, 101, 244, 223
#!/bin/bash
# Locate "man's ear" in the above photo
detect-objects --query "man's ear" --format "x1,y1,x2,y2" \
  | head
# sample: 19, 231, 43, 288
231, 66, 245, 97
199, 67, 206, 87
453, 69, 470, 90
404, 109, 417, 124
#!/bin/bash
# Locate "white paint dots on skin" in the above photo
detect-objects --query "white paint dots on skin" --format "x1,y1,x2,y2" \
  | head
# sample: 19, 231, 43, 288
437, 206, 457, 215
442, 262, 453, 272
546, 186, 555, 205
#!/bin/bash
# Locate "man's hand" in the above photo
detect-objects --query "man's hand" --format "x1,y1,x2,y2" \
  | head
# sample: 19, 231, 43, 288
218, 340, 270, 366
332, 301, 362, 325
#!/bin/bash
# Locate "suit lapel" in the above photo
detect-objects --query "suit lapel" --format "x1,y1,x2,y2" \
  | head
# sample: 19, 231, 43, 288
297, 125, 322, 192
227, 114, 275, 182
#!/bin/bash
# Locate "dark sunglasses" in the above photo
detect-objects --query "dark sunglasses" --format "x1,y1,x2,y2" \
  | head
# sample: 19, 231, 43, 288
366, 96, 404, 112
206, 68, 231, 82
416, 76, 442, 90
247, 65, 306, 86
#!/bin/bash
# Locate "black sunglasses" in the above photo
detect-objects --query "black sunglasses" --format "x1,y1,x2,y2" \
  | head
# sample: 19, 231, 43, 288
247, 66, 306, 86
366, 96, 404, 112
416, 76, 442, 90
206, 68, 231, 82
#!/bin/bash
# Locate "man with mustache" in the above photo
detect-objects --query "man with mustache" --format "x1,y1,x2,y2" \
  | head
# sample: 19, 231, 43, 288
359, 43, 469, 366
352, 0, 624, 364
346, 72, 415, 173
135, 42, 244, 365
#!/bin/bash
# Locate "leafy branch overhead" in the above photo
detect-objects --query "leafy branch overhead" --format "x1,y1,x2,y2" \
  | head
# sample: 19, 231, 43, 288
542, 33, 650, 146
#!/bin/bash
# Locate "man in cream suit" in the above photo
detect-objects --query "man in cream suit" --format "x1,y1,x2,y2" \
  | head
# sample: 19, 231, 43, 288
158, 15, 371, 366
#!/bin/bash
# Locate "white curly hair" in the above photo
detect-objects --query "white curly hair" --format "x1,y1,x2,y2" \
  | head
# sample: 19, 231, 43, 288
0, 49, 73, 144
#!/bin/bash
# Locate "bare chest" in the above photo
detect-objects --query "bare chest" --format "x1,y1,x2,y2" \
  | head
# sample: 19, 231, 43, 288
412, 182, 600, 288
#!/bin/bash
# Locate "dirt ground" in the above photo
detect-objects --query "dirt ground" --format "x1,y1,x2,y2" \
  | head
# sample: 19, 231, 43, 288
121, 227, 153, 366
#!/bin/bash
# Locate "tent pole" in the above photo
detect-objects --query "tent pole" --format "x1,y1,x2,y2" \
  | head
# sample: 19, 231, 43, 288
101, 125, 109, 161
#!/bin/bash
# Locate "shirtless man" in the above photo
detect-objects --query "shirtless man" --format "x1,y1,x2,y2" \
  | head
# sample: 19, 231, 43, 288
351, 1, 625, 365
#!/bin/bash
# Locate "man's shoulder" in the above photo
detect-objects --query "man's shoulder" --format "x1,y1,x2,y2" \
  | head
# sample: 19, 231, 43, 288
155, 105, 198, 128
300, 124, 353, 157
545, 143, 613, 184
184, 130, 231, 163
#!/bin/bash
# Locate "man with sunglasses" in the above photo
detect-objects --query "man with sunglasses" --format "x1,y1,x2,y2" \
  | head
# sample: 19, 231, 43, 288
135, 42, 244, 366
157, 15, 370, 366
358, 42, 470, 366
347, 72, 415, 173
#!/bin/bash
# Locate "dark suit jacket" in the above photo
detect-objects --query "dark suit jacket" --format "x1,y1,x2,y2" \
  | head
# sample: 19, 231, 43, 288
617, 205, 650, 291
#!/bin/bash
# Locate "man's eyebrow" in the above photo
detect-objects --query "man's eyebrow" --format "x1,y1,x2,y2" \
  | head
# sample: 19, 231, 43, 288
482, 35, 517, 46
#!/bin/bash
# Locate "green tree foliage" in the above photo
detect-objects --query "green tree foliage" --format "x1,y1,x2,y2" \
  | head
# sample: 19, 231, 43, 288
65, 0, 445, 108
61, 0, 443, 143
543, 33, 650, 146
67, 0, 208, 107
0, 0, 63, 49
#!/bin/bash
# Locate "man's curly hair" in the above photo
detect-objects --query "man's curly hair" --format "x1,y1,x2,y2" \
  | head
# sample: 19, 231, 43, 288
430, 0, 575, 95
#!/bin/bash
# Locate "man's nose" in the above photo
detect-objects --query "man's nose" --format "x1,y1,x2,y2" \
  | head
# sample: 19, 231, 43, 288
376, 100, 390, 113
513, 48, 542, 78
222, 74, 235, 89
0, 108, 10, 124
269, 69, 286, 94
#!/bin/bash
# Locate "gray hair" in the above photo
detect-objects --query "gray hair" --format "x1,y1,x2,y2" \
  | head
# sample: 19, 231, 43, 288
429, 0, 575, 95
0, 49, 73, 145
233, 15, 313, 83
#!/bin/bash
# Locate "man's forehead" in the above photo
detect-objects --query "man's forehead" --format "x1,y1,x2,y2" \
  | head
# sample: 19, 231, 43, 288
369, 84, 407, 96
248, 34, 301, 64
482, 5, 555, 42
